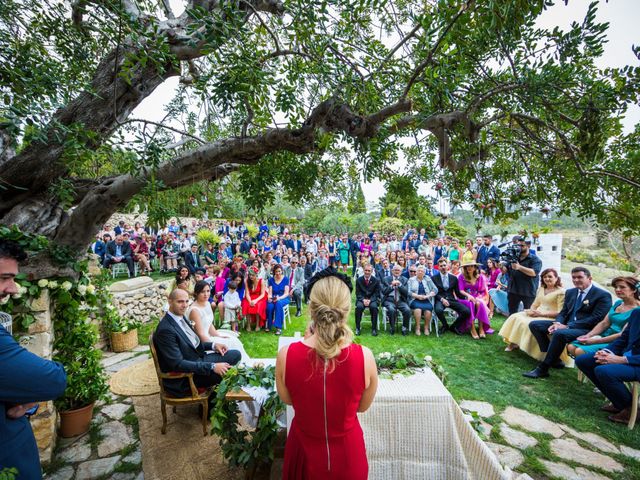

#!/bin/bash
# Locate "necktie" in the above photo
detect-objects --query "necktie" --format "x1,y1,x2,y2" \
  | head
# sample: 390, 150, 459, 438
290, 273, 294, 287
181, 317, 200, 348
393, 278, 399, 304
572, 291, 584, 322
442, 274, 449, 290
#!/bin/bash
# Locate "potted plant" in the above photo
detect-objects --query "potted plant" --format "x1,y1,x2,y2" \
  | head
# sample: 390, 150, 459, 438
104, 307, 142, 352
54, 284, 109, 437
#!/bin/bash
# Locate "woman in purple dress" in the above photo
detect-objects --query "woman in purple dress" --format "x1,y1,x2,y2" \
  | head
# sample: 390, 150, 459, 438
457, 262, 492, 339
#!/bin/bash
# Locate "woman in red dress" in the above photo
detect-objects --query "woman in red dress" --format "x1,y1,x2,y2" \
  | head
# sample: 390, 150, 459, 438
242, 268, 267, 331
276, 269, 378, 480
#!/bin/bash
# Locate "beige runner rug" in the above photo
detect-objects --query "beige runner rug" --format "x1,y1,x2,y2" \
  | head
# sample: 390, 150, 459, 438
133, 394, 243, 480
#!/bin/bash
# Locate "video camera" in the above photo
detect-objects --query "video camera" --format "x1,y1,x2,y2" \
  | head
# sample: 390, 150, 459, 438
499, 242, 522, 265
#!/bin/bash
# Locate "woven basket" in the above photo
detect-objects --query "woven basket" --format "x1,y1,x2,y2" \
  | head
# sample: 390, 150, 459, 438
110, 329, 139, 352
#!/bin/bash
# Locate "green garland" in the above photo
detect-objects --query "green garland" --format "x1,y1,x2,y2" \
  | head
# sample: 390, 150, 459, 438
376, 349, 447, 383
0, 226, 109, 411
210, 365, 285, 470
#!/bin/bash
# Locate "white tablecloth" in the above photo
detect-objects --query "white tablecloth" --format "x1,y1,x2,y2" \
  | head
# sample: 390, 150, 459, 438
359, 370, 509, 479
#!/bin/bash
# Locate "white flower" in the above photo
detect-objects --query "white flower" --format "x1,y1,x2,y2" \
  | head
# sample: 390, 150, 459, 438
379, 352, 391, 359
61, 281, 73, 291
86, 284, 96, 294
0, 295, 10, 304
122, 325, 129, 332
18, 286, 27, 295
107, 304, 116, 311
48, 281, 58, 289
424, 355, 432, 362
11, 293, 21, 300
38, 279, 49, 288
77, 285, 87, 295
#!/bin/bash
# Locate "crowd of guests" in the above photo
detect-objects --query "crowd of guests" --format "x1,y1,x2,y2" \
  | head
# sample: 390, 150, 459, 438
98, 218, 640, 427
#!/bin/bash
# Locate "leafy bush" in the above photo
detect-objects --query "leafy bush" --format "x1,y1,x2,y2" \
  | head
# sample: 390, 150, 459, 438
372, 217, 405, 235
196, 229, 221, 247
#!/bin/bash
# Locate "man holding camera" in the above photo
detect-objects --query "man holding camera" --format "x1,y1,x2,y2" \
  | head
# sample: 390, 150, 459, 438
506, 237, 542, 315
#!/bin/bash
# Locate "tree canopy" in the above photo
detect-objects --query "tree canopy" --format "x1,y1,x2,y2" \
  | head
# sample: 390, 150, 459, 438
1, 0, 639, 255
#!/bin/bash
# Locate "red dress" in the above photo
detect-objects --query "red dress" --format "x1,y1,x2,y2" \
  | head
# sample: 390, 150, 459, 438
283, 342, 367, 480
241, 278, 267, 324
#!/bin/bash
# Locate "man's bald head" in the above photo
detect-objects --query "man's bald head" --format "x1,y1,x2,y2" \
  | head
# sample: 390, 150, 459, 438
168, 288, 189, 316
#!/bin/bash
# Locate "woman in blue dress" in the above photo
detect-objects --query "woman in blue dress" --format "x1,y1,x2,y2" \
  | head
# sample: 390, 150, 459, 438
568, 276, 640, 357
266, 264, 290, 335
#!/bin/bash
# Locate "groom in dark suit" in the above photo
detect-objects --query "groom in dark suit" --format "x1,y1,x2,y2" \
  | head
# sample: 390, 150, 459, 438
432, 258, 471, 334
153, 289, 241, 399
576, 308, 640, 423
524, 267, 612, 378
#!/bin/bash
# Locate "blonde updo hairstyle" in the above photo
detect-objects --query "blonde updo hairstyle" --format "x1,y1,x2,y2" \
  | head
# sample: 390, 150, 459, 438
308, 276, 353, 363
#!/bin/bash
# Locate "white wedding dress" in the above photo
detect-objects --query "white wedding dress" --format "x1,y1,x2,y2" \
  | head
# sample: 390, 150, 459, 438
188, 303, 251, 365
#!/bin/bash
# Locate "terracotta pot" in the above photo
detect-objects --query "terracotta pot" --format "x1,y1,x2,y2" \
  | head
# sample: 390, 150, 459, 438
59, 402, 95, 438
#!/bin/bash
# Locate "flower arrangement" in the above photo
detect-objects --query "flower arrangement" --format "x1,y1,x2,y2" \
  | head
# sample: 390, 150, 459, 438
376, 349, 447, 383
102, 304, 141, 334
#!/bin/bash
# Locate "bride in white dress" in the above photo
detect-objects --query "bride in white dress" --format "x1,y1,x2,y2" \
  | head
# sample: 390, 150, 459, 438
188, 281, 251, 364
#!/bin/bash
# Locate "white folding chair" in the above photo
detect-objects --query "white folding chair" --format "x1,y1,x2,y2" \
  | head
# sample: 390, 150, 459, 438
282, 304, 291, 329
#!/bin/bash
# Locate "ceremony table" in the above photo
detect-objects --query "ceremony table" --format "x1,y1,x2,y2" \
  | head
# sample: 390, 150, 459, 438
359, 369, 509, 479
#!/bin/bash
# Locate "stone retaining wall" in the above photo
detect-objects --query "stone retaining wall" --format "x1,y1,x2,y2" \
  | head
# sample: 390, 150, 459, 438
108, 277, 171, 331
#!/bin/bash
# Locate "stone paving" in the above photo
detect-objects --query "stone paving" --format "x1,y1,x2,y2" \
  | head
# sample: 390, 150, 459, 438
44, 348, 149, 480
460, 402, 638, 480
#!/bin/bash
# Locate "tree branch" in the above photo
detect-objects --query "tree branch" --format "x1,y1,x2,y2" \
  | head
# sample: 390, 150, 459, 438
402, 1, 473, 99
120, 118, 206, 144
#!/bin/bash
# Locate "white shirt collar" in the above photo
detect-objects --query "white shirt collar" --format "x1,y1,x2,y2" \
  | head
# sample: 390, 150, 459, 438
167, 310, 186, 324
579, 284, 593, 296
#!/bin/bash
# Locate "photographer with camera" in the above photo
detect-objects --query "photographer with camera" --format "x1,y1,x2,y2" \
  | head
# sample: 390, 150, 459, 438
504, 237, 542, 315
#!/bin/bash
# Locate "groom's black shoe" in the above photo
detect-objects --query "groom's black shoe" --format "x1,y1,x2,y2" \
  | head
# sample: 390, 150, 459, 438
551, 360, 565, 369
371, 329, 378, 337
355, 328, 361, 336
523, 366, 549, 379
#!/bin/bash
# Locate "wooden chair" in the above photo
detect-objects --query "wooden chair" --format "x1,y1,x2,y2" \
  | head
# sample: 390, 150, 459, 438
628, 381, 639, 430
149, 333, 213, 436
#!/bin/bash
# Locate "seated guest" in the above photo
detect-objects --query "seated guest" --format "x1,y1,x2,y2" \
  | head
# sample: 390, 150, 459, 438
458, 262, 492, 339
276, 270, 378, 479
485, 258, 501, 317
103, 234, 135, 276
355, 263, 381, 336
524, 267, 612, 378
376, 258, 392, 280
450, 260, 461, 276
162, 237, 180, 272
425, 257, 436, 277
154, 289, 241, 403
266, 264, 290, 335
242, 268, 267, 331
461, 239, 477, 264
381, 264, 411, 335
189, 281, 250, 364
407, 265, 438, 336
168, 266, 195, 297
92, 234, 106, 262
132, 235, 152, 275
185, 244, 203, 274
314, 249, 329, 274
575, 308, 640, 424
204, 243, 216, 266
432, 258, 471, 334
289, 258, 305, 317
568, 276, 640, 357
500, 269, 567, 361
488, 262, 511, 316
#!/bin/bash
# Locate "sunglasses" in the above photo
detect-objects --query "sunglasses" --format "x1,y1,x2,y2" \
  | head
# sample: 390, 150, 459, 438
410, 270, 417, 273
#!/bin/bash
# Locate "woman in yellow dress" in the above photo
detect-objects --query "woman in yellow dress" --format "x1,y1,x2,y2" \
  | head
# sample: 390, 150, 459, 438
461, 239, 477, 264
499, 268, 570, 364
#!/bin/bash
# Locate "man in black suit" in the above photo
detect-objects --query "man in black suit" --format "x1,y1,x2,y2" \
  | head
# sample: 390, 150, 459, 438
576, 308, 640, 423
103, 234, 135, 276
432, 258, 471, 334
381, 264, 411, 335
524, 267, 612, 378
355, 263, 381, 336
376, 258, 392, 280
153, 289, 241, 401
184, 244, 203, 274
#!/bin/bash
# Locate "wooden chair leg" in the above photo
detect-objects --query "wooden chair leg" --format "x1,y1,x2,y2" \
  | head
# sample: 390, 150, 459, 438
161, 399, 167, 434
629, 382, 638, 430
202, 400, 209, 436
577, 370, 585, 383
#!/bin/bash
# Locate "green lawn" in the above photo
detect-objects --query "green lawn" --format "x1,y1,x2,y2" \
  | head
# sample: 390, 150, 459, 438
238, 300, 640, 479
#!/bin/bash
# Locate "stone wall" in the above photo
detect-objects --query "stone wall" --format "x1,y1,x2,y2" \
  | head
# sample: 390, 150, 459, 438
17, 290, 57, 464
108, 277, 171, 332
